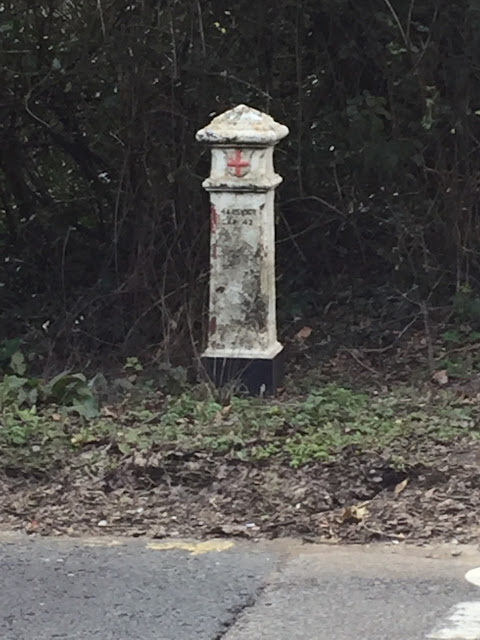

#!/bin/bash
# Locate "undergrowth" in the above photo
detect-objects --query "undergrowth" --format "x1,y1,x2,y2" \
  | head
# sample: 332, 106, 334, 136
1, 366, 478, 475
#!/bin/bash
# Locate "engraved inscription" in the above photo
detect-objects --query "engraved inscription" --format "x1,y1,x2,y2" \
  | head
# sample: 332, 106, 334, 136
222, 208, 257, 226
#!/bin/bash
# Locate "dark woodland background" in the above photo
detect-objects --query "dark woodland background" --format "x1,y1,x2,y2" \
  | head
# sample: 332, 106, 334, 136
2, 0, 480, 374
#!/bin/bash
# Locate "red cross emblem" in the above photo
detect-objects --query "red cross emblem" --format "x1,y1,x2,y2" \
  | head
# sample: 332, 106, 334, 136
227, 149, 250, 178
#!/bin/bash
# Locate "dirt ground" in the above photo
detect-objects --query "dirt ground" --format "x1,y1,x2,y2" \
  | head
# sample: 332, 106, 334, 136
2, 436, 480, 545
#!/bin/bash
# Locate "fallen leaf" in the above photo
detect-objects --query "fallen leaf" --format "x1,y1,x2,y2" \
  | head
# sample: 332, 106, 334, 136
394, 478, 409, 495
352, 504, 369, 521
221, 404, 232, 417
150, 525, 167, 539
432, 369, 449, 385
101, 406, 118, 417
213, 403, 232, 425
25, 520, 38, 534
295, 326, 312, 341
340, 503, 369, 523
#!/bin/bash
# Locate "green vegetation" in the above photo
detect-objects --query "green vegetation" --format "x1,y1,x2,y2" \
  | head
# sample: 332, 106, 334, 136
2, 363, 478, 475
3, 2, 480, 487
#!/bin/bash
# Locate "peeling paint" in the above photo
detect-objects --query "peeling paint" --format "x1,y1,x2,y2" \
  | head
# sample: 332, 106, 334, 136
210, 204, 218, 233
197, 105, 287, 361
209, 316, 217, 335
227, 149, 251, 177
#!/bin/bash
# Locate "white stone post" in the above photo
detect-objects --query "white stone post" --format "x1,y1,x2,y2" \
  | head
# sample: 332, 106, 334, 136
196, 104, 289, 395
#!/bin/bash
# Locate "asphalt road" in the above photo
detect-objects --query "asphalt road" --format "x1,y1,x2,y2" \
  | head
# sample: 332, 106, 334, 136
1, 533, 480, 640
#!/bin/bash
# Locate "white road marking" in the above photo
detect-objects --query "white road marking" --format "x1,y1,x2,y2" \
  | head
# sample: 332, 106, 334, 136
426, 567, 480, 639
427, 602, 480, 639
466, 569, 480, 589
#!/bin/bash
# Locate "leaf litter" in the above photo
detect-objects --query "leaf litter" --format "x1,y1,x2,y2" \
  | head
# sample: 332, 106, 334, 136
2, 436, 480, 545
4, 306, 480, 545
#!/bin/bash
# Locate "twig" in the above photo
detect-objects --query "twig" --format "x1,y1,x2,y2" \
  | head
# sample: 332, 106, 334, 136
278, 208, 307, 261
442, 342, 480, 357
264, 520, 297, 530
207, 72, 272, 100
382, 0, 409, 47
340, 348, 381, 377
61, 226, 73, 314
396, 277, 444, 372
24, 73, 53, 129
295, 2, 304, 196
169, 15, 178, 80
283, 195, 346, 218
275, 220, 322, 244
97, 0, 106, 38
411, 6, 438, 73
195, 0, 206, 57
421, 301, 435, 372
361, 523, 407, 541
361, 315, 420, 354
406, 0, 415, 45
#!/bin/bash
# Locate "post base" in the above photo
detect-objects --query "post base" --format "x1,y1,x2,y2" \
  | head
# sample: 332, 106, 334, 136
201, 349, 284, 396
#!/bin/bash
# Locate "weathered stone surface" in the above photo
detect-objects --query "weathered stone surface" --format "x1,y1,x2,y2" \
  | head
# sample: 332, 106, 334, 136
202, 146, 282, 193
206, 191, 279, 358
197, 105, 288, 393
196, 104, 289, 146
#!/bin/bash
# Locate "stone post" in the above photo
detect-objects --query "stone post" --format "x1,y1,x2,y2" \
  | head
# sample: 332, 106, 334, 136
196, 104, 289, 395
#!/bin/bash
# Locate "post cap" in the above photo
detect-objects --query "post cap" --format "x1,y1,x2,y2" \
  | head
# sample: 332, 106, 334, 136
196, 104, 289, 146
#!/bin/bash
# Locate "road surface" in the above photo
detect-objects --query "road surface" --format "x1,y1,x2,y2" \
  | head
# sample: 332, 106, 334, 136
1, 533, 480, 639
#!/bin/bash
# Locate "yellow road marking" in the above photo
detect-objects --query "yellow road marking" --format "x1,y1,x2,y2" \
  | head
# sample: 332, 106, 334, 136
146, 539, 234, 555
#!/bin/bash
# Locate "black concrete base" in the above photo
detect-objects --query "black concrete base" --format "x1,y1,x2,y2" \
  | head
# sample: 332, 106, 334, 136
201, 350, 284, 396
